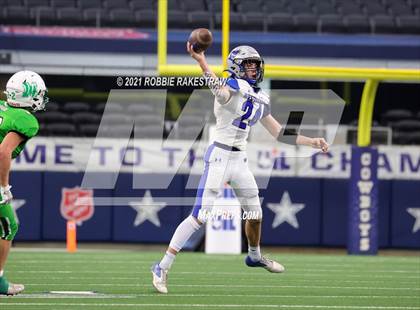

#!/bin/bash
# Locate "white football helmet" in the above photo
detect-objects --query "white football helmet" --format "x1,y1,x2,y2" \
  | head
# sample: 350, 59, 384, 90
4, 70, 48, 112
226, 45, 264, 85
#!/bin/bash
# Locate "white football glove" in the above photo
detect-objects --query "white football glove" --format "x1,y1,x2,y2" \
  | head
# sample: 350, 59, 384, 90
0, 185, 13, 205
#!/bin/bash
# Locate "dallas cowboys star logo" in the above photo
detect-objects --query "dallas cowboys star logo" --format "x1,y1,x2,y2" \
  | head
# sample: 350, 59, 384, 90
129, 190, 167, 227
11, 199, 26, 224
407, 208, 420, 234
267, 191, 305, 229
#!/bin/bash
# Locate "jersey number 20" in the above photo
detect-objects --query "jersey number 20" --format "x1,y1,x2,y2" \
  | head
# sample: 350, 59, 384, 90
232, 99, 261, 129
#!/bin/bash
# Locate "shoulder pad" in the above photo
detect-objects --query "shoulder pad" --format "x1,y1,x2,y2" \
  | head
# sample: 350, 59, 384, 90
225, 77, 240, 91
13, 110, 39, 139
258, 90, 270, 105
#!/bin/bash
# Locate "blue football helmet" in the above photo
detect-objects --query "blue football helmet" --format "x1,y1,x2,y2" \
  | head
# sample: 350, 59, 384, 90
226, 45, 264, 85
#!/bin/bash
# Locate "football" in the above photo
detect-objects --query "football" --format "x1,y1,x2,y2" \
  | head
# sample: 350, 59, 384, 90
188, 28, 213, 53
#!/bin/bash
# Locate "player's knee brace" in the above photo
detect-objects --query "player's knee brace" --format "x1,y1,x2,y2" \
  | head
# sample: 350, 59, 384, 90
0, 207, 18, 241
240, 194, 263, 221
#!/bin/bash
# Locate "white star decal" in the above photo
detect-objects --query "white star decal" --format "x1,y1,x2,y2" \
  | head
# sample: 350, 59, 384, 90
407, 208, 420, 234
11, 199, 26, 224
129, 190, 167, 227
267, 191, 305, 229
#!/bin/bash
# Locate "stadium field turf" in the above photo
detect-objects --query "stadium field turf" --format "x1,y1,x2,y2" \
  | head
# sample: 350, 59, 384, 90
0, 250, 419, 309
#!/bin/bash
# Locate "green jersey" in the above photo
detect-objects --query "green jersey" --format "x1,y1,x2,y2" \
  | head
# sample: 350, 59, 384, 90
0, 100, 39, 158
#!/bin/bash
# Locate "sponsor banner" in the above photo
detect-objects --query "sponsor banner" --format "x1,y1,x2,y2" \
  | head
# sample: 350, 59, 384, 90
259, 178, 322, 245
14, 138, 420, 180
42, 172, 113, 241
322, 179, 391, 247
11, 172, 43, 241
1, 26, 149, 40
205, 188, 242, 254
60, 187, 94, 225
377, 146, 420, 180
295, 146, 351, 178
9, 171, 419, 248
348, 147, 379, 255
112, 173, 186, 242
391, 180, 420, 248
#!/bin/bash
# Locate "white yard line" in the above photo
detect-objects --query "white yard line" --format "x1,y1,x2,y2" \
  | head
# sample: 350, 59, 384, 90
7, 260, 420, 268
10, 249, 419, 261
9, 270, 420, 279
10, 275, 419, 286
7, 265, 420, 274
0, 303, 419, 309
10, 293, 420, 300
21, 283, 420, 291
7, 259, 420, 267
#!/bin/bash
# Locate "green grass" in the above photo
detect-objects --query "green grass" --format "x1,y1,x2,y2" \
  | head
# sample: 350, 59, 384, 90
0, 250, 419, 309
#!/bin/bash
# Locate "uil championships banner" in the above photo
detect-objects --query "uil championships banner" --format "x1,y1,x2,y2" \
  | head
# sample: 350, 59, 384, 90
12, 137, 420, 180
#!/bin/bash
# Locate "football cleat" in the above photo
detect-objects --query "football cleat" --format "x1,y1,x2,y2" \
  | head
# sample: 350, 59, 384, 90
151, 262, 168, 294
7, 283, 25, 295
245, 255, 285, 273
0, 277, 25, 296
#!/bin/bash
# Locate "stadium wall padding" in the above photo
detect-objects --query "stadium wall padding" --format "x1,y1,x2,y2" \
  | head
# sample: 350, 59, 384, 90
11, 171, 420, 248
1, 28, 419, 60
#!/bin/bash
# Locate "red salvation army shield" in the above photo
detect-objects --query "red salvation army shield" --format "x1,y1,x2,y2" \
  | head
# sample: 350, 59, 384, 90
60, 187, 94, 225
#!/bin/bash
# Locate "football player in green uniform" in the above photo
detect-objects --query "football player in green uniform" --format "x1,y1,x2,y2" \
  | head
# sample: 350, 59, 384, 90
0, 70, 48, 295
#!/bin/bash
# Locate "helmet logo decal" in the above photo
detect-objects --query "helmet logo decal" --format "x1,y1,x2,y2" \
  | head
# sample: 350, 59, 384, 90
22, 80, 38, 98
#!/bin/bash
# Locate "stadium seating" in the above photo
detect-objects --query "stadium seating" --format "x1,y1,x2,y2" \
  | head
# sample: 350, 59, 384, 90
189, 11, 213, 29
345, 14, 371, 33
36, 110, 71, 124
378, 110, 420, 144
47, 122, 77, 136
242, 13, 265, 31
215, 12, 244, 31
397, 15, 420, 33
0, 0, 418, 34
79, 123, 100, 137
319, 14, 347, 33
126, 104, 155, 114
380, 109, 414, 124
71, 112, 101, 124
133, 124, 163, 138
168, 10, 190, 29
371, 15, 397, 33
294, 14, 318, 32
3, 6, 34, 25
57, 7, 83, 25
83, 8, 108, 27
77, 0, 102, 9
62, 102, 91, 113
266, 13, 295, 32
